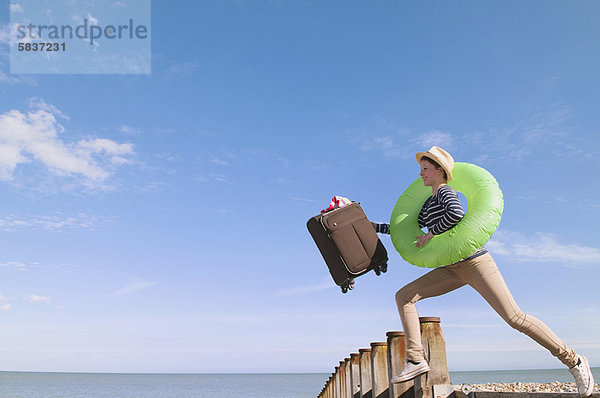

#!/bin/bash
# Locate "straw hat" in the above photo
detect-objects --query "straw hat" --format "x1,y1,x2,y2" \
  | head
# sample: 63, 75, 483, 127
415, 146, 455, 181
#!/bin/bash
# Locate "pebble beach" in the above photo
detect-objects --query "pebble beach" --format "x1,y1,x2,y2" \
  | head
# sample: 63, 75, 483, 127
460, 382, 600, 394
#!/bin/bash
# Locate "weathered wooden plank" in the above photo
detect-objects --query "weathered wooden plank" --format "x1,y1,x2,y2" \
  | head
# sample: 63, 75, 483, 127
350, 353, 361, 398
414, 317, 451, 398
387, 331, 414, 398
360, 348, 373, 398
340, 361, 348, 398
371, 342, 390, 398
345, 358, 353, 398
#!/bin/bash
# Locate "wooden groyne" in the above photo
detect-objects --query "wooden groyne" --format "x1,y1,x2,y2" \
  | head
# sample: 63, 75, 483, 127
316, 317, 599, 398
318, 317, 451, 398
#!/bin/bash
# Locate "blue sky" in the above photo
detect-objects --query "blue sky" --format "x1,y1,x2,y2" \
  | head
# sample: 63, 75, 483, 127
0, 1, 598, 374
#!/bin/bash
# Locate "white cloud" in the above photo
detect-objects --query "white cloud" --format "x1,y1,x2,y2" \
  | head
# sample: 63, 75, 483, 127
0, 70, 37, 86
211, 174, 231, 183
0, 26, 37, 86
0, 293, 10, 310
118, 125, 142, 136
291, 197, 317, 203
0, 213, 99, 232
0, 261, 27, 269
29, 295, 51, 303
358, 106, 582, 165
0, 98, 134, 184
360, 135, 412, 159
87, 13, 99, 25
196, 173, 233, 184
488, 230, 600, 266
468, 105, 576, 162
64, 13, 103, 50
415, 129, 455, 151
10, 4, 24, 13
214, 208, 233, 216
27, 98, 69, 119
209, 157, 229, 166
360, 129, 456, 160
156, 152, 182, 163
110, 280, 155, 296
239, 147, 290, 167
271, 177, 290, 184
1, 22, 35, 45
76, 138, 134, 166
165, 60, 201, 79
0, 24, 10, 45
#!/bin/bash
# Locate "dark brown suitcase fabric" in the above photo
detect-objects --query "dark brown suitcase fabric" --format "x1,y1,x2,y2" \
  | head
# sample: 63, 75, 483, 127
307, 202, 388, 293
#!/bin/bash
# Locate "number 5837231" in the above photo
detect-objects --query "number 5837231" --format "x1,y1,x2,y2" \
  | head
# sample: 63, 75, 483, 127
18, 42, 66, 51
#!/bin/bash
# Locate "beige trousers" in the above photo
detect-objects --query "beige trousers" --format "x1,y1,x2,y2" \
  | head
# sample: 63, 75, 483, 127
395, 252, 578, 368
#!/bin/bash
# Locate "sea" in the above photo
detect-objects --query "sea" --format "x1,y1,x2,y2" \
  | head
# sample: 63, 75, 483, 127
0, 368, 597, 398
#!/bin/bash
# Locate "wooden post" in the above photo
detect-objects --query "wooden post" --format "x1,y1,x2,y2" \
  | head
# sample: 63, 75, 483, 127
330, 374, 336, 398
414, 317, 452, 398
331, 372, 337, 398
335, 366, 342, 398
324, 375, 333, 398
359, 348, 373, 398
350, 353, 361, 398
345, 358, 353, 398
386, 331, 414, 398
340, 361, 348, 398
370, 342, 390, 398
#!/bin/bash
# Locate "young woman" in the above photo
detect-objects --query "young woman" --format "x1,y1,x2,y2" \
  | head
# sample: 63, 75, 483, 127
373, 146, 595, 397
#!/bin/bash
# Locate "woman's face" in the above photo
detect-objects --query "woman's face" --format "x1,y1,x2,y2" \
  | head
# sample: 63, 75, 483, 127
420, 159, 445, 187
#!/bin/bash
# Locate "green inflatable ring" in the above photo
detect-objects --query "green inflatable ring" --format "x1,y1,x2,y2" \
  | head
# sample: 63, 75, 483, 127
390, 162, 503, 268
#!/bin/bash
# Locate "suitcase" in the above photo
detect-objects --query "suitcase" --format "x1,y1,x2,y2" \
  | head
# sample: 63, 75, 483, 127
307, 202, 388, 293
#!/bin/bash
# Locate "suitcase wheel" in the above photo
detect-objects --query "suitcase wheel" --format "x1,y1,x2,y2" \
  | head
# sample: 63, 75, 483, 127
374, 264, 388, 276
341, 280, 355, 294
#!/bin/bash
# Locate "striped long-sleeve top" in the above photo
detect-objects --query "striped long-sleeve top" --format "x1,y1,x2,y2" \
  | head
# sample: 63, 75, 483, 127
418, 185, 464, 235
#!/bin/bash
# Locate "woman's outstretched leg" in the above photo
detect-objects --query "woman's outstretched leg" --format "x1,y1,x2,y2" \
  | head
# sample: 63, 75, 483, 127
459, 253, 577, 366
458, 253, 594, 396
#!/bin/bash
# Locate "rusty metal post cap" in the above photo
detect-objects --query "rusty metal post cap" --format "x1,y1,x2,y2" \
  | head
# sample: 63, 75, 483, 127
370, 341, 387, 347
350, 353, 360, 358
386, 331, 406, 337
359, 348, 372, 353
419, 316, 441, 323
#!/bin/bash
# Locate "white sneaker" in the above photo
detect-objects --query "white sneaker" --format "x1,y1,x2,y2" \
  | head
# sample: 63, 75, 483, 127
569, 354, 595, 397
391, 360, 430, 383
